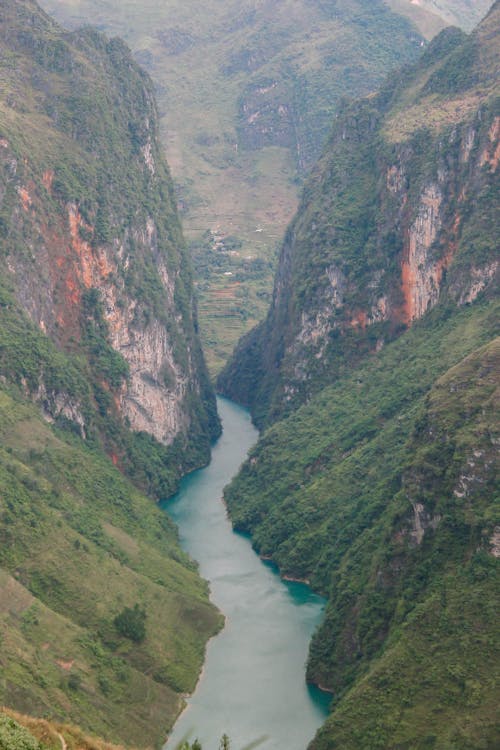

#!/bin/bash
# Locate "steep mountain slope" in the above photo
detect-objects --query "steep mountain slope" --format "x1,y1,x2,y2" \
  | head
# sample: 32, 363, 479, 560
0, 0, 219, 496
221, 5, 499, 748
219, 5, 499, 426
225, 303, 499, 747
0, 1, 222, 745
0, 386, 222, 747
307, 335, 499, 749
38, 0, 446, 374
0, 709, 124, 750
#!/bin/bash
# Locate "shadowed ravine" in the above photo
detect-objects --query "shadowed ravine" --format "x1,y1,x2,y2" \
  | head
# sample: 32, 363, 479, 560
162, 397, 330, 750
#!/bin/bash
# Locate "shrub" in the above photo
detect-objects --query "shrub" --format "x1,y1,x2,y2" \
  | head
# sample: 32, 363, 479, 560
113, 603, 147, 643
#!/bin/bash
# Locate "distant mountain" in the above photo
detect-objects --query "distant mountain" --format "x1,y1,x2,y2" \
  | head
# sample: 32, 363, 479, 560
38, 0, 465, 374
389, 0, 494, 31
221, 4, 499, 747
219, 3, 499, 426
0, 0, 221, 744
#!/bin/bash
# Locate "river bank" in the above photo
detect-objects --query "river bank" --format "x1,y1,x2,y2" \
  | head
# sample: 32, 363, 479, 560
162, 397, 330, 750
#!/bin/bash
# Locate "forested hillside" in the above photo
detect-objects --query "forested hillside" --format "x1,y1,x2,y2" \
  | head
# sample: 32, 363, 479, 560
39, 0, 459, 373
220, 6, 499, 426
0, 1, 221, 744
0, 0, 219, 495
222, 4, 500, 747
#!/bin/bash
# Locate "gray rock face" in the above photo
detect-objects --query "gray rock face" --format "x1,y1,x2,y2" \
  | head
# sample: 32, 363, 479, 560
219, 17, 499, 426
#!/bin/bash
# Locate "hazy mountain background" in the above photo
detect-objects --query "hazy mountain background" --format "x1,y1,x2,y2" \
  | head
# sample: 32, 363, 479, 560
39, 0, 493, 373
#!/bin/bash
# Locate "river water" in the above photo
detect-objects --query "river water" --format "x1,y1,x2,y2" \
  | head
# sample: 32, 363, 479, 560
162, 397, 329, 750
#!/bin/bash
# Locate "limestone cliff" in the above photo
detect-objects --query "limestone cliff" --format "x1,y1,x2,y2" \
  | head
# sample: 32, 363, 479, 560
220, 8, 499, 747
0, 0, 219, 491
219, 10, 499, 427
0, 5, 224, 742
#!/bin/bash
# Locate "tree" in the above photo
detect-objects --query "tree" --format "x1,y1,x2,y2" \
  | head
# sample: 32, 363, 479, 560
113, 603, 146, 642
175, 734, 235, 749
174, 739, 201, 749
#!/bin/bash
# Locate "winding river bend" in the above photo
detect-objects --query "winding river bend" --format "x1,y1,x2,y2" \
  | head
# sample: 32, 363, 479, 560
163, 397, 329, 750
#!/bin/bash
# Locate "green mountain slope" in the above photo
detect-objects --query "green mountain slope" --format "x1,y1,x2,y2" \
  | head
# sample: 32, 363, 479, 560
0, 709, 125, 750
0, 0, 219, 496
219, 5, 499, 426
226, 304, 499, 747
0, 380, 222, 747
37, 0, 452, 374
307, 336, 499, 749
0, 1, 222, 744
221, 5, 499, 747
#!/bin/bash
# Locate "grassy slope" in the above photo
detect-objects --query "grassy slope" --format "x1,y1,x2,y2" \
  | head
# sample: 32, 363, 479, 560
310, 335, 500, 749
0, 382, 222, 748
0, 3, 222, 743
38, 0, 439, 374
221, 8, 499, 745
225, 300, 499, 748
224, 301, 498, 584
0, 708, 126, 750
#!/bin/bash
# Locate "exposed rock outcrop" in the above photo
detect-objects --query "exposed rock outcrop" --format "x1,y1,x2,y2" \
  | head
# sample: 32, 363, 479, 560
0, 0, 219, 485
219, 14, 499, 426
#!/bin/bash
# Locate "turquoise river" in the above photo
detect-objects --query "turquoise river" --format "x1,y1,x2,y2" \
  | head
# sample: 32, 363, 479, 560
163, 397, 330, 750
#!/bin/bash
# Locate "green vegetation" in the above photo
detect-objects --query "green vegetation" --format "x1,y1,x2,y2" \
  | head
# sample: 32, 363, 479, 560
0, 712, 253, 750
113, 605, 147, 644
0, 708, 126, 750
0, 2, 222, 746
39, 0, 446, 374
225, 304, 499, 748
225, 302, 498, 582
219, 8, 500, 426
81, 289, 129, 391
222, 5, 499, 748
175, 737, 229, 750
0, 715, 40, 750
0, 0, 219, 496
0, 385, 223, 747
0, 281, 89, 404
175, 735, 263, 750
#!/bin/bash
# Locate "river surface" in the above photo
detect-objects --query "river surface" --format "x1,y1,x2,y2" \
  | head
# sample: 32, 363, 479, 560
162, 397, 329, 750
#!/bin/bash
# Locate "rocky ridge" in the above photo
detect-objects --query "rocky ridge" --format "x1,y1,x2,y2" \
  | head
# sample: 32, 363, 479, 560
0, 0, 219, 490
220, 5, 499, 748
38, 0, 452, 375
219, 9, 499, 426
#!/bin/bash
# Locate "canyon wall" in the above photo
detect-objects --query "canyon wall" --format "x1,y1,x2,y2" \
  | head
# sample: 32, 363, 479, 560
0, 0, 219, 492
219, 20, 499, 427
221, 8, 499, 747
